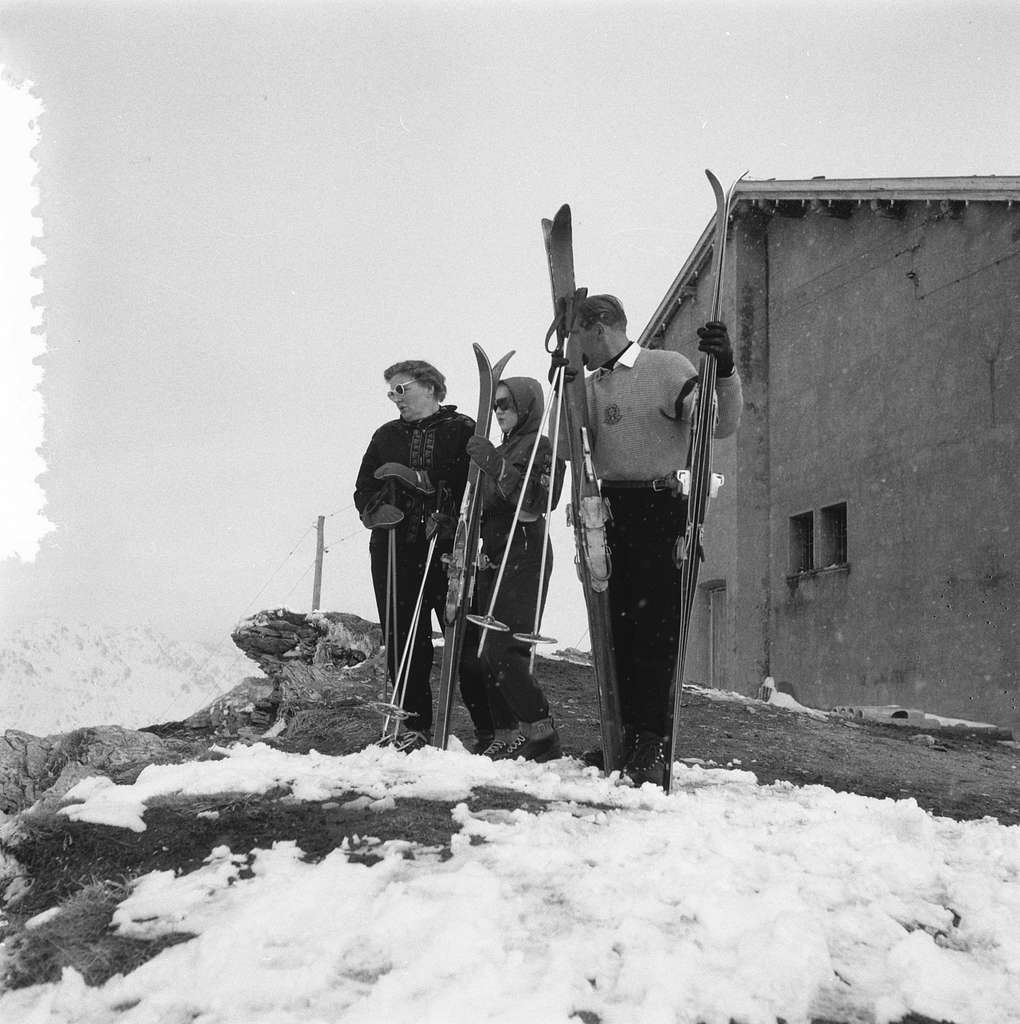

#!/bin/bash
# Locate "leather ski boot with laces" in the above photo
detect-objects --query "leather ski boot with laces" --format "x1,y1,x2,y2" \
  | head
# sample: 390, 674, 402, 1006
471, 730, 495, 755
489, 718, 562, 764
623, 731, 668, 787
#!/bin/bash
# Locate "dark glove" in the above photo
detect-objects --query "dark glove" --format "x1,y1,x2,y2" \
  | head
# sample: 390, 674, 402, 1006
696, 321, 734, 377
425, 511, 455, 542
360, 500, 404, 530
548, 352, 578, 389
466, 436, 504, 478
374, 462, 435, 494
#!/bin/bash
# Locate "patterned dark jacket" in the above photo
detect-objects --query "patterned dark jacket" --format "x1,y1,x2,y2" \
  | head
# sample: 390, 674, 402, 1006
354, 405, 474, 548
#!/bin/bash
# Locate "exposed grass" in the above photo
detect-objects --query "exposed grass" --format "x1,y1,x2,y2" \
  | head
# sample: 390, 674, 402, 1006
2, 879, 193, 989
0, 785, 558, 991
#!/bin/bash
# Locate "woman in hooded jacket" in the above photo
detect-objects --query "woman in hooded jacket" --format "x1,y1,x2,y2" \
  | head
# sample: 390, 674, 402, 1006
460, 376, 566, 762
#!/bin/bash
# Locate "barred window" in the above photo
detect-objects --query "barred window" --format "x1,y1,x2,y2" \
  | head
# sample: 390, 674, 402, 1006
820, 502, 848, 567
789, 512, 814, 574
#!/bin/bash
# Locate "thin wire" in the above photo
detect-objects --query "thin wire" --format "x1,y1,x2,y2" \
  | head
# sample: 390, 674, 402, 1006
324, 527, 364, 548
325, 502, 358, 519
148, 630, 239, 725
282, 560, 316, 603
149, 514, 346, 727
238, 523, 317, 618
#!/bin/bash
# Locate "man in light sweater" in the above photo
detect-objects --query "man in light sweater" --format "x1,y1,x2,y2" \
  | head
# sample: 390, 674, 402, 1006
556, 293, 742, 786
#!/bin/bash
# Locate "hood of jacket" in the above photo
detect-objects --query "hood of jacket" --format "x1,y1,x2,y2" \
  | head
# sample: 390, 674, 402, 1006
498, 377, 544, 443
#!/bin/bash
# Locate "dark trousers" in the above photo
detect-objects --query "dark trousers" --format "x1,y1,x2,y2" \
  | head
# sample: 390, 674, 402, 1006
459, 518, 553, 728
370, 538, 492, 735
604, 488, 687, 737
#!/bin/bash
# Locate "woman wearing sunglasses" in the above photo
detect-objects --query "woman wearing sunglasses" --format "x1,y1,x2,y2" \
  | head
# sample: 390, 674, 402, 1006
354, 360, 495, 752
460, 377, 567, 762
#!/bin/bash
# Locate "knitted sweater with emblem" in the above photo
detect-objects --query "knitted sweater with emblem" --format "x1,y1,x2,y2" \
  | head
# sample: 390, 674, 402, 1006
582, 347, 743, 482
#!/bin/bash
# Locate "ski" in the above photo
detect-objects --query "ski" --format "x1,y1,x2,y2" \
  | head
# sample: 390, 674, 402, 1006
433, 342, 515, 749
664, 169, 743, 791
542, 205, 625, 774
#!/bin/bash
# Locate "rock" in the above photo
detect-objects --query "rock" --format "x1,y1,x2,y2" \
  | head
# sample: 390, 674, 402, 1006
214, 609, 388, 741
1, 611, 390, 814
1, 726, 173, 815
0, 731, 58, 814
231, 609, 380, 677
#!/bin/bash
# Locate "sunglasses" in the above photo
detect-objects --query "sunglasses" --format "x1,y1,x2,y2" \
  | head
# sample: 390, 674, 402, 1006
493, 397, 515, 413
386, 380, 420, 399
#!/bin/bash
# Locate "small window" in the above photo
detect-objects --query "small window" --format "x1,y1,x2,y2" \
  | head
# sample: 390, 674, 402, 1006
789, 512, 814, 574
820, 502, 848, 567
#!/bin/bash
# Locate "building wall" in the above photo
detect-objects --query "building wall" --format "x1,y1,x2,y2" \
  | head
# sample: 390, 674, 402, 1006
764, 200, 1019, 728
659, 197, 1020, 731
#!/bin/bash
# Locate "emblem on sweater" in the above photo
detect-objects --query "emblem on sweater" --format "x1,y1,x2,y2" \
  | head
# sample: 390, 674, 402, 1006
604, 404, 622, 425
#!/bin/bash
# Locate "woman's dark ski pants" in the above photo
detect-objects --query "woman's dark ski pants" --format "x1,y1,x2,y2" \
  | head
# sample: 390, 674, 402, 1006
370, 537, 492, 736
459, 518, 554, 728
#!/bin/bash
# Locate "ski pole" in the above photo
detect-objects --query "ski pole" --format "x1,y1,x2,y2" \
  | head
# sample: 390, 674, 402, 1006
382, 536, 434, 741
381, 532, 438, 741
469, 383, 558, 656
513, 368, 565, 671
384, 529, 399, 685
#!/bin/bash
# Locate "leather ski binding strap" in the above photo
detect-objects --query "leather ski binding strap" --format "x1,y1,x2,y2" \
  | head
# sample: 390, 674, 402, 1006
544, 286, 588, 354
577, 495, 612, 592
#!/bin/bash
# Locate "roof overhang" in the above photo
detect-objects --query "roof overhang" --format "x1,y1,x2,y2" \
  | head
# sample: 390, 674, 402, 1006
734, 175, 1020, 203
638, 175, 1020, 346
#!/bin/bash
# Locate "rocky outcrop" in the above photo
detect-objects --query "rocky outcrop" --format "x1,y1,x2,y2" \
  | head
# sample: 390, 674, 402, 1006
0, 726, 176, 816
230, 608, 380, 677
0, 611, 391, 817
219, 609, 388, 745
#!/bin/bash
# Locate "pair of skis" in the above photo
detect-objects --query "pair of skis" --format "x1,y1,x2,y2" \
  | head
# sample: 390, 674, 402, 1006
542, 207, 626, 774
432, 343, 514, 749
542, 171, 740, 791
663, 170, 741, 791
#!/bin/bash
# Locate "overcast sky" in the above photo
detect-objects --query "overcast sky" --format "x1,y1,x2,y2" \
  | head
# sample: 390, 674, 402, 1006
2, 0, 1018, 654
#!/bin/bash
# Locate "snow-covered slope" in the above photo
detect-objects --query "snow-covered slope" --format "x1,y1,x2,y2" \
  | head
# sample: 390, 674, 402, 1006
0, 620, 262, 736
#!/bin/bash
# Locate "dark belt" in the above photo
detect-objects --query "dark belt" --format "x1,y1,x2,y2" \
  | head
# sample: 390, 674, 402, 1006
602, 471, 684, 492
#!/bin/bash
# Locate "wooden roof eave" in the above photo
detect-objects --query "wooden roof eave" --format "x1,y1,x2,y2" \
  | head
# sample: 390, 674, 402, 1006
733, 176, 1020, 203
637, 218, 716, 347
637, 175, 1020, 346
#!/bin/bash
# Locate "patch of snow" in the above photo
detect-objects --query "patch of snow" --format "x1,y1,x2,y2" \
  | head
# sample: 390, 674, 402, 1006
6, 743, 1017, 1024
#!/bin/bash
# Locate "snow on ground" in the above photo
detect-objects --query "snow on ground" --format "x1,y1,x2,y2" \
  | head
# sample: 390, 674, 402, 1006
2, 744, 1019, 1024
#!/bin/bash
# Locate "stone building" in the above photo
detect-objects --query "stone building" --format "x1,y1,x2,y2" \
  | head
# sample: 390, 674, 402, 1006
641, 176, 1020, 731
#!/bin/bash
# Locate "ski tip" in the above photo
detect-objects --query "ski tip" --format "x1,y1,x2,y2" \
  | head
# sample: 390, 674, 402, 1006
492, 348, 515, 378
543, 204, 571, 238
705, 168, 749, 193
552, 203, 571, 227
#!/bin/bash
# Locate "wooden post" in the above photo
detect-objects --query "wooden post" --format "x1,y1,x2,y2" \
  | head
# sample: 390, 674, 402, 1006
312, 515, 325, 610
